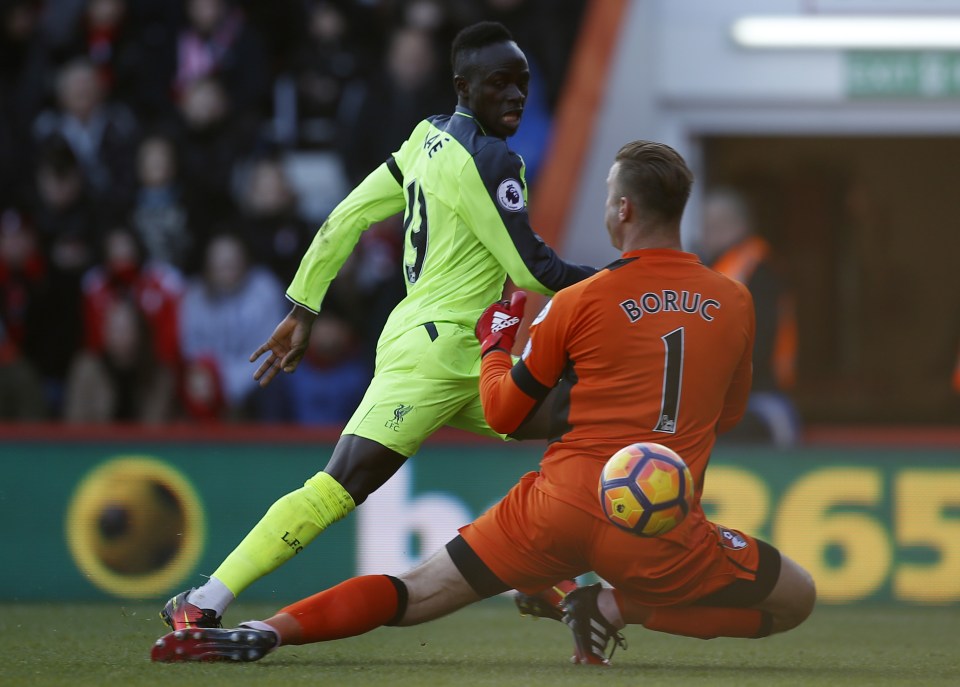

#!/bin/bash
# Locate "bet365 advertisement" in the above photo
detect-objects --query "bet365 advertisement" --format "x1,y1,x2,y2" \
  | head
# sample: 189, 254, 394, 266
1, 434, 957, 605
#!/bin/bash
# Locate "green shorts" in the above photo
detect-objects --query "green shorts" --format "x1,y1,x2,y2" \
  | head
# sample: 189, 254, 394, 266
343, 321, 504, 456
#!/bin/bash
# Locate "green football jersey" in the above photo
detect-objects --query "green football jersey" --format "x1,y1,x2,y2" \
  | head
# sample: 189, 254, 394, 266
287, 106, 595, 345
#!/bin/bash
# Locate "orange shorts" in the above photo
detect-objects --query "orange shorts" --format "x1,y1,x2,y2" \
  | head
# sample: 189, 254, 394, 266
458, 471, 767, 607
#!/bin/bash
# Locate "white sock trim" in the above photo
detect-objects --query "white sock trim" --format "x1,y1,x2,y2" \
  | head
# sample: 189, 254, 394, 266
186, 577, 235, 616
238, 620, 282, 647
597, 588, 625, 629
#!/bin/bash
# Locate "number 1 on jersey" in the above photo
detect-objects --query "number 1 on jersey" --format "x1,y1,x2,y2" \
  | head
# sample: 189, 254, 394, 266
654, 327, 684, 433
403, 179, 428, 284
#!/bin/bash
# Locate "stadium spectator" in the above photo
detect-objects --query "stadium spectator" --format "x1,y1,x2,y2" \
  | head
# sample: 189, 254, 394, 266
150, 140, 815, 666
0, 210, 46, 419
81, 226, 183, 370
0, 99, 21, 209
172, 0, 270, 116
238, 0, 307, 77
0, 0, 46, 119
130, 133, 193, 272
171, 75, 259, 243
46, 0, 176, 122
700, 188, 801, 446
0, 0, 50, 205
76, 0, 131, 89
64, 296, 176, 423
0, 207, 62, 413
0, 316, 45, 420
289, 0, 371, 148
177, 231, 286, 420
274, 308, 370, 425
36, 0, 87, 56
27, 140, 93, 405
31, 135, 100, 262
340, 25, 449, 184
78, 0, 132, 85
179, 354, 226, 422
32, 57, 139, 219
0, 207, 46, 357
391, 0, 469, 51
234, 153, 312, 285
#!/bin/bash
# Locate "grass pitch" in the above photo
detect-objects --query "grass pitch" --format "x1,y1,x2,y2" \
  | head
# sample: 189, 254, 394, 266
1, 600, 957, 687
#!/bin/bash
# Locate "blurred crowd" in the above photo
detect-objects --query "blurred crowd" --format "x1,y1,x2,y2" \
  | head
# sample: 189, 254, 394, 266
0, 0, 586, 424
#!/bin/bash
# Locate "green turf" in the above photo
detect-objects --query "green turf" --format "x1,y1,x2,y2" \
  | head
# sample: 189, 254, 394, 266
1, 600, 957, 687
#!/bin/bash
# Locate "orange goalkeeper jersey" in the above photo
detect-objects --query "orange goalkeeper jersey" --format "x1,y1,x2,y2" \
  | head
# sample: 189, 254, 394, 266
480, 248, 755, 522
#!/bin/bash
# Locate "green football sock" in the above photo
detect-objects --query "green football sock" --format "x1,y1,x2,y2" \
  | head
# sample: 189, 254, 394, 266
212, 472, 355, 596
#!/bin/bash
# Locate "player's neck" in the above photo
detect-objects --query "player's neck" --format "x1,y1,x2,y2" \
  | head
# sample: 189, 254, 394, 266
620, 226, 682, 253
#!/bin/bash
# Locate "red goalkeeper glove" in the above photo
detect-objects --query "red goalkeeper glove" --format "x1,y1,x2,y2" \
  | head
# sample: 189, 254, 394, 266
475, 291, 527, 357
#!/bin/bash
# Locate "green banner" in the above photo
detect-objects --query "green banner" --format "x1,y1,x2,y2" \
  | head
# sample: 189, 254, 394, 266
846, 51, 960, 98
2, 439, 958, 605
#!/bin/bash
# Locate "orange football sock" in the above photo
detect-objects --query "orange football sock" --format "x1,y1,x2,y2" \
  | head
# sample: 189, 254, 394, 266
278, 575, 404, 644
642, 606, 772, 639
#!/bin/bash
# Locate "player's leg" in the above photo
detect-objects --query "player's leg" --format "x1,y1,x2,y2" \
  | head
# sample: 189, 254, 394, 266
616, 555, 815, 640
202, 346, 488, 614
456, 474, 610, 663
160, 435, 374, 630
259, 545, 486, 644
271, 543, 489, 642
322, 434, 407, 504
191, 437, 402, 596
446, 329, 590, 634
592, 532, 815, 641
632, 539, 814, 638
748, 550, 816, 633
151, 546, 486, 662
162, 325, 464, 629
324, 322, 488, 503
152, 474, 597, 663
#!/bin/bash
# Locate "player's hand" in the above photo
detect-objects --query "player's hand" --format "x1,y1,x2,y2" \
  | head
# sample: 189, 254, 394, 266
249, 304, 317, 386
475, 290, 526, 357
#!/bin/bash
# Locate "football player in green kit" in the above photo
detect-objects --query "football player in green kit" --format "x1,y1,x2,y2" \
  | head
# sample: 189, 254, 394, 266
160, 21, 595, 631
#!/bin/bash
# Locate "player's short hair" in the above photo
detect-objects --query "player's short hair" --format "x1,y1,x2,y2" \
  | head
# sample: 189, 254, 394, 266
450, 21, 515, 76
615, 140, 693, 224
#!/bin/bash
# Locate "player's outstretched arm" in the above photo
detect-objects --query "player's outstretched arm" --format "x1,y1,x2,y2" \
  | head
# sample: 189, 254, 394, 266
250, 303, 318, 386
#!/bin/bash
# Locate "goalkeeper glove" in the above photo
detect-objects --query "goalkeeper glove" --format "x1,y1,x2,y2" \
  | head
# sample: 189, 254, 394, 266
475, 291, 527, 357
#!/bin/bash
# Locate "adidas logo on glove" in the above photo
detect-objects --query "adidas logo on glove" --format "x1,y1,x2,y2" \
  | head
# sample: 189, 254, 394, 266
491, 311, 521, 333
476, 291, 527, 357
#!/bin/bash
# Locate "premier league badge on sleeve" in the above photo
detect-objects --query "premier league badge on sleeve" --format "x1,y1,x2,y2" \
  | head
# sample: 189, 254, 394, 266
496, 179, 525, 212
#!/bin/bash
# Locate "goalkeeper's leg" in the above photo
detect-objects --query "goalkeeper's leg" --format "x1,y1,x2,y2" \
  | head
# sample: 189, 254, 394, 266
260, 542, 488, 646
609, 546, 816, 640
